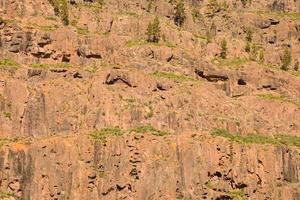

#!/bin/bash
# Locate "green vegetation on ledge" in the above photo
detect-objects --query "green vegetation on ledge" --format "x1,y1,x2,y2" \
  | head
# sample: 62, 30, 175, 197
212, 57, 249, 68
30, 63, 71, 69
89, 127, 123, 140
130, 125, 169, 136
126, 39, 176, 48
0, 59, 20, 68
255, 10, 300, 21
0, 138, 14, 148
89, 125, 169, 140
211, 129, 300, 148
150, 71, 195, 81
0, 191, 13, 199
257, 94, 300, 106
227, 189, 246, 200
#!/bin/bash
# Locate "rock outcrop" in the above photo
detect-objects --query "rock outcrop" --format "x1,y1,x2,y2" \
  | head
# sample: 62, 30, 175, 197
0, 0, 300, 199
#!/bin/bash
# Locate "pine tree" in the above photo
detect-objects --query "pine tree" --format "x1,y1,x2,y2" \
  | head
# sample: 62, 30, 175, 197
249, 43, 258, 61
259, 50, 265, 64
294, 61, 299, 71
245, 28, 253, 42
49, 0, 69, 25
174, 0, 185, 27
220, 38, 227, 59
281, 47, 291, 71
146, 16, 160, 43
245, 41, 251, 53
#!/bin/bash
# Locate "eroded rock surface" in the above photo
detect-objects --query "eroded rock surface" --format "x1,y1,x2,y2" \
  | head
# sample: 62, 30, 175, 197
0, 0, 300, 199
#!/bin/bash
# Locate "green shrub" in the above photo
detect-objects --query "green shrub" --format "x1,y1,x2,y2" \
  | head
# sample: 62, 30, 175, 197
146, 16, 161, 43
192, 7, 201, 22
241, 0, 249, 7
220, 38, 227, 59
227, 189, 246, 200
90, 127, 123, 140
174, 0, 185, 27
48, 0, 69, 25
281, 47, 291, 71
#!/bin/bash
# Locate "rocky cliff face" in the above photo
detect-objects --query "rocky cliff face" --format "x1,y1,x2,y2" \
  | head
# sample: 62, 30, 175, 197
0, 0, 300, 199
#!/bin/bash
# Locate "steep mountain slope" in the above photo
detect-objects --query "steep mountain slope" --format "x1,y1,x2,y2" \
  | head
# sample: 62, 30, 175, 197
0, 0, 300, 199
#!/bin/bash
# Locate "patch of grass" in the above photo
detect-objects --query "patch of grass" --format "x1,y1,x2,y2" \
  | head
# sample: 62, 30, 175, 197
212, 57, 249, 68
118, 10, 138, 16
211, 129, 279, 145
145, 110, 154, 119
257, 94, 300, 106
291, 70, 300, 77
242, 134, 280, 145
90, 127, 123, 140
91, 165, 105, 177
0, 17, 5, 24
211, 129, 300, 148
150, 71, 195, 82
261, 62, 300, 77
257, 94, 286, 101
85, 65, 98, 73
30, 63, 71, 69
0, 18, 18, 25
44, 16, 58, 21
258, 11, 300, 20
126, 39, 176, 48
0, 59, 20, 68
162, 41, 176, 48
77, 27, 89, 35
3, 112, 11, 120
130, 125, 169, 136
0, 191, 13, 199
39, 25, 58, 32
193, 34, 211, 42
0, 138, 14, 148
204, 181, 214, 189
78, 0, 104, 11
126, 39, 147, 47
227, 189, 246, 200
29, 24, 58, 32
276, 135, 300, 148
